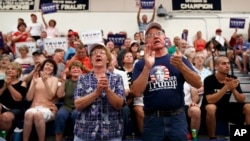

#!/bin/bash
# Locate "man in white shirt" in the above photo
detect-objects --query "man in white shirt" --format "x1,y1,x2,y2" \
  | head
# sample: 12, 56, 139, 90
28, 13, 44, 41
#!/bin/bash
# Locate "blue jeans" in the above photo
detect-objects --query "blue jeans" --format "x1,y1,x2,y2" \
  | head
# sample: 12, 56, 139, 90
121, 105, 130, 137
74, 135, 122, 141
143, 111, 188, 141
55, 107, 78, 134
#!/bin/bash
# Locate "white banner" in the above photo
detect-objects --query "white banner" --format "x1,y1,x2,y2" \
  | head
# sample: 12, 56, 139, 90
15, 42, 37, 57
44, 37, 68, 56
80, 30, 103, 45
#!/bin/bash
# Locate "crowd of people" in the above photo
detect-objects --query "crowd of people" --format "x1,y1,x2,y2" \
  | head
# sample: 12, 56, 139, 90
1, 5, 250, 141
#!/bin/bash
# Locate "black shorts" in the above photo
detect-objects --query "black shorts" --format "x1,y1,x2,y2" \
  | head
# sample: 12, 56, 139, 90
32, 36, 40, 41
1, 105, 23, 121
216, 102, 245, 124
201, 102, 246, 125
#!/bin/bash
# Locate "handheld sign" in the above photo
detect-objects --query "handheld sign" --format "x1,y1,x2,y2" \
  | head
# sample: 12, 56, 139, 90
0, 32, 4, 48
107, 34, 126, 47
44, 37, 68, 55
230, 18, 245, 29
41, 3, 57, 14
141, 0, 155, 9
80, 30, 103, 45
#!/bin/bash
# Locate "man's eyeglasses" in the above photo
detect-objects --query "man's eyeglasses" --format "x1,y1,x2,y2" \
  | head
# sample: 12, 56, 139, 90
91, 50, 106, 55
146, 31, 164, 38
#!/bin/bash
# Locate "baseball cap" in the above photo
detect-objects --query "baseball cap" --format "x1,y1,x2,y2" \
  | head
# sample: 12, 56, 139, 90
68, 31, 79, 37
130, 40, 140, 47
145, 22, 162, 35
73, 32, 78, 36
88, 42, 105, 54
216, 28, 222, 33
32, 50, 43, 56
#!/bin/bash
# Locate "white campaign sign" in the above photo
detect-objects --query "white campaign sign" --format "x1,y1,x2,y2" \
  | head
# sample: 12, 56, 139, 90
80, 30, 103, 45
44, 37, 68, 56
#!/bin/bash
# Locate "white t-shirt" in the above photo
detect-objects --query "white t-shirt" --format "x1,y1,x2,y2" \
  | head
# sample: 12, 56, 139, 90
14, 56, 34, 71
46, 27, 59, 38
184, 82, 192, 106
28, 22, 44, 36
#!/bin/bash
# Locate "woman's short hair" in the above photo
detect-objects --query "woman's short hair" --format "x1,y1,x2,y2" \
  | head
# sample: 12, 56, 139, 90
39, 58, 58, 75
184, 47, 195, 57
90, 45, 111, 67
1, 54, 12, 62
7, 62, 22, 78
17, 22, 27, 30
18, 45, 29, 53
69, 60, 83, 71
49, 19, 57, 26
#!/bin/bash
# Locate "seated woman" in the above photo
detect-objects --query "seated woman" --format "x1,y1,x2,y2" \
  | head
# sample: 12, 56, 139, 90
23, 58, 59, 141
0, 62, 27, 139
204, 40, 219, 71
54, 60, 83, 141
0, 54, 12, 80
14, 45, 34, 73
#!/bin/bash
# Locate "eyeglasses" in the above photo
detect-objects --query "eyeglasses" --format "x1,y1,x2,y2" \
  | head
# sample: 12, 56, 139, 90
91, 50, 106, 55
146, 31, 164, 38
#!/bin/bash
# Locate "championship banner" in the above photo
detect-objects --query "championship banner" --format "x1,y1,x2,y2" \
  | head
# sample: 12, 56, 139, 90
44, 37, 68, 56
141, 0, 155, 9
0, 32, 4, 49
107, 34, 126, 47
230, 18, 245, 29
172, 0, 221, 11
0, 0, 35, 11
41, 3, 57, 14
15, 42, 37, 57
80, 30, 103, 45
39, 0, 89, 11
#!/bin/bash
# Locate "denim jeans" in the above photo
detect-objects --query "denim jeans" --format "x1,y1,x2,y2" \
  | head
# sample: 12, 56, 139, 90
74, 135, 122, 141
121, 105, 130, 137
55, 107, 78, 134
142, 111, 188, 141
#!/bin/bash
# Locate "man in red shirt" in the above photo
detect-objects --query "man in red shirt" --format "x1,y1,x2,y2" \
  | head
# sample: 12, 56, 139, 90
66, 43, 92, 74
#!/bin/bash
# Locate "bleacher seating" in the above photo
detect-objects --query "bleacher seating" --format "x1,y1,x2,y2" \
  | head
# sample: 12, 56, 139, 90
11, 66, 250, 141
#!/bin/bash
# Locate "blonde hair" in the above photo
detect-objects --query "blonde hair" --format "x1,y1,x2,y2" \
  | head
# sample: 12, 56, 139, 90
18, 45, 29, 53
69, 60, 83, 71
7, 62, 22, 78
